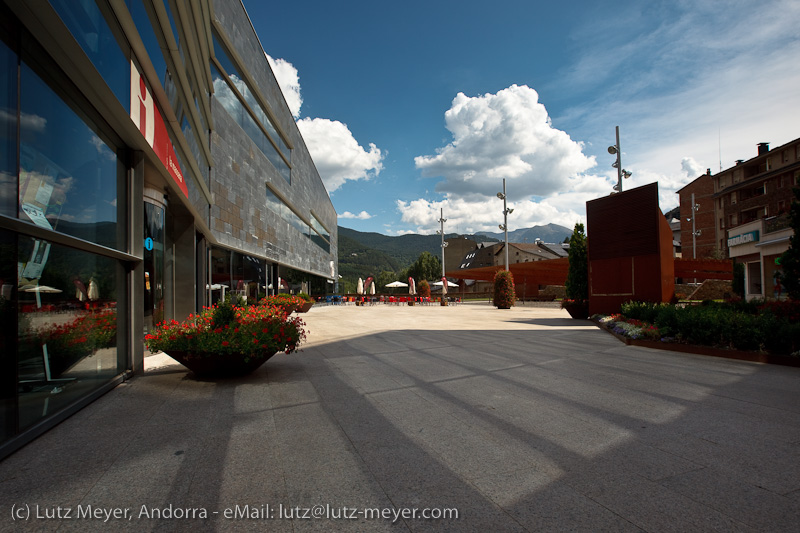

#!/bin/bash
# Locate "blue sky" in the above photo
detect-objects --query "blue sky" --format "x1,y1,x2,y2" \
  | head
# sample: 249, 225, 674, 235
244, 0, 800, 236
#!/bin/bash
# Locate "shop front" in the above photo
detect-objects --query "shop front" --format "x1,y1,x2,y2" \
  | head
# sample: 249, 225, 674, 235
727, 216, 793, 300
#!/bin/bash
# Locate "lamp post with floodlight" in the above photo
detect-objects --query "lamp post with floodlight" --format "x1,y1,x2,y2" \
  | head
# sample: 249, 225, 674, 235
497, 179, 513, 271
608, 126, 632, 193
436, 208, 448, 278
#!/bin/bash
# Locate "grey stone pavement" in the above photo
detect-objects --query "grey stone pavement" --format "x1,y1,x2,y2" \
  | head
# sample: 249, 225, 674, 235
1, 302, 800, 532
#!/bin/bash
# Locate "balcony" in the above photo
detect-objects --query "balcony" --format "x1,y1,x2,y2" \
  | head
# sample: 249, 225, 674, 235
764, 213, 791, 234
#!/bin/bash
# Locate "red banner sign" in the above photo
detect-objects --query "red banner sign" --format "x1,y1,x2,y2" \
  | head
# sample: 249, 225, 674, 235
130, 61, 188, 198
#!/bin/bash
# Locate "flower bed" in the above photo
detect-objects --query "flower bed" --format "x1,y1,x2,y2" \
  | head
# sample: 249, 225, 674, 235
34, 310, 117, 376
259, 294, 305, 315
593, 300, 800, 361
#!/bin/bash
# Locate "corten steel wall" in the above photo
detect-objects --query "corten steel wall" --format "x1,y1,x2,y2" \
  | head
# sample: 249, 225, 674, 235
445, 257, 569, 298
587, 183, 675, 315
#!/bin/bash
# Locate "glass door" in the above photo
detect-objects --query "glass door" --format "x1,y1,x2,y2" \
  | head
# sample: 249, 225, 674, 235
143, 200, 165, 334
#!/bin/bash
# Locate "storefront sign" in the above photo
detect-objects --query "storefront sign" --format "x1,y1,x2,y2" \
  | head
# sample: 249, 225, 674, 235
727, 230, 759, 248
130, 61, 189, 198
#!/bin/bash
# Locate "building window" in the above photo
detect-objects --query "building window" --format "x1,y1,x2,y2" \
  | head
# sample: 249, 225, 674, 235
747, 261, 762, 295
49, 0, 128, 107
728, 213, 738, 227
741, 208, 760, 224
0, 39, 16, 217
16, 236, 126, 431
265, 186, 330, 254
0, 23, 130, 453
753, 184, 765, 197
20, 62, 123, 250
730, 191, 737, 204
211, 31, 291, 183
719, 218, 724, 230
209, 247, 267, 304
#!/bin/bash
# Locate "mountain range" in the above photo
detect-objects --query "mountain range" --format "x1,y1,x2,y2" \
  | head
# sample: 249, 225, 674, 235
475, 223, 574, 244
337, 223, 573, 281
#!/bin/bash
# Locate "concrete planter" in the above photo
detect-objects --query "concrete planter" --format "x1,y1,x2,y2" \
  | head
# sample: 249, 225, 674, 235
166, 350, 277, 377
562, 301, 589, 319
297, 301, 314, 313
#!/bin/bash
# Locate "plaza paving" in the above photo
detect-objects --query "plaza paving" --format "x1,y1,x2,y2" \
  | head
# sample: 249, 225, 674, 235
1, 302, 800, 532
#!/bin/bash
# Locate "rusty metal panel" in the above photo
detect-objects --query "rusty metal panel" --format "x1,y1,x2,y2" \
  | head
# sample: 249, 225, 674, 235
587, 183, 660, 260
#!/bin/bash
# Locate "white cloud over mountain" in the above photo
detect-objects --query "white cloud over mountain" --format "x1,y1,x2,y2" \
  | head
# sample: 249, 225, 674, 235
267, 55, 383, 193
399, 85, 606, 234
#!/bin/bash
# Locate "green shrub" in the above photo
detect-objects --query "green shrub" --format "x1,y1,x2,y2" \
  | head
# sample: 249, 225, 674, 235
418, 280, 431, 298
620, 301, 660, 323
619, 299, 799, 354
211, 297, 238, 330
493, 270, 516, 308
565, 223, 588, 301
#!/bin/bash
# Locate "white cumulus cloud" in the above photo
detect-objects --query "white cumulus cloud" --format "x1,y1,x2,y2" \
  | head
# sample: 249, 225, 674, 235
414, 85, 596, 199
297, 117, 383, 192
339, 210, 373, 220
398, 84, 608, 234
680, 157, 706, 180
265, 53, 302, 119
266, 55, 384, 193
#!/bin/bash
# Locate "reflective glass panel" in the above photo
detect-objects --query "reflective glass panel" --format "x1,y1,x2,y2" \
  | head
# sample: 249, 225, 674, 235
209, 246, 230, 306
19, 62, 121, 249
0, 230, 15, 442
0, 39, 15, 217
127, 0, 168, 87
49, 0, 128, 107
17, 236, 124, 431
143, 201, 164, 333
211, 33, 291, 182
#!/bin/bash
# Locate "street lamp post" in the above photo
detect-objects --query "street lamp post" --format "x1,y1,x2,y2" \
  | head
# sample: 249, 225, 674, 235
687, 193, 701, 284
437, 208, 448, 278
608, 126, 631, 193
496, 179, 513, 271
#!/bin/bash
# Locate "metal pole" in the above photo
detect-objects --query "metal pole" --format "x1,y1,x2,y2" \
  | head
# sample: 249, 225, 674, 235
439, 208, 446, 278
616, 126, 622, 193
503, 179, 509, 271
691, 192, 697, 260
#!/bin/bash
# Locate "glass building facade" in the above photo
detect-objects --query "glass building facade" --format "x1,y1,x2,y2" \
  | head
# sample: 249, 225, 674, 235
0, 0, 337, 458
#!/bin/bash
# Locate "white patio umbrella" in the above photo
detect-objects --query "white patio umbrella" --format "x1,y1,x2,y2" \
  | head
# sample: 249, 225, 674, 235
408, 277, 416, 295
370, 281, 375, 295
22, 284, 62, 309
88, 279, 99, 300
441, 278, 448, 296
384, 281, 408, 288
357, 277, 363, 295
22, 284, 62, 293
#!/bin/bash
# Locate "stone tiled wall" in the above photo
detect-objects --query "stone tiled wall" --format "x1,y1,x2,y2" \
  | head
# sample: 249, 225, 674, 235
210, 0, 337, 280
